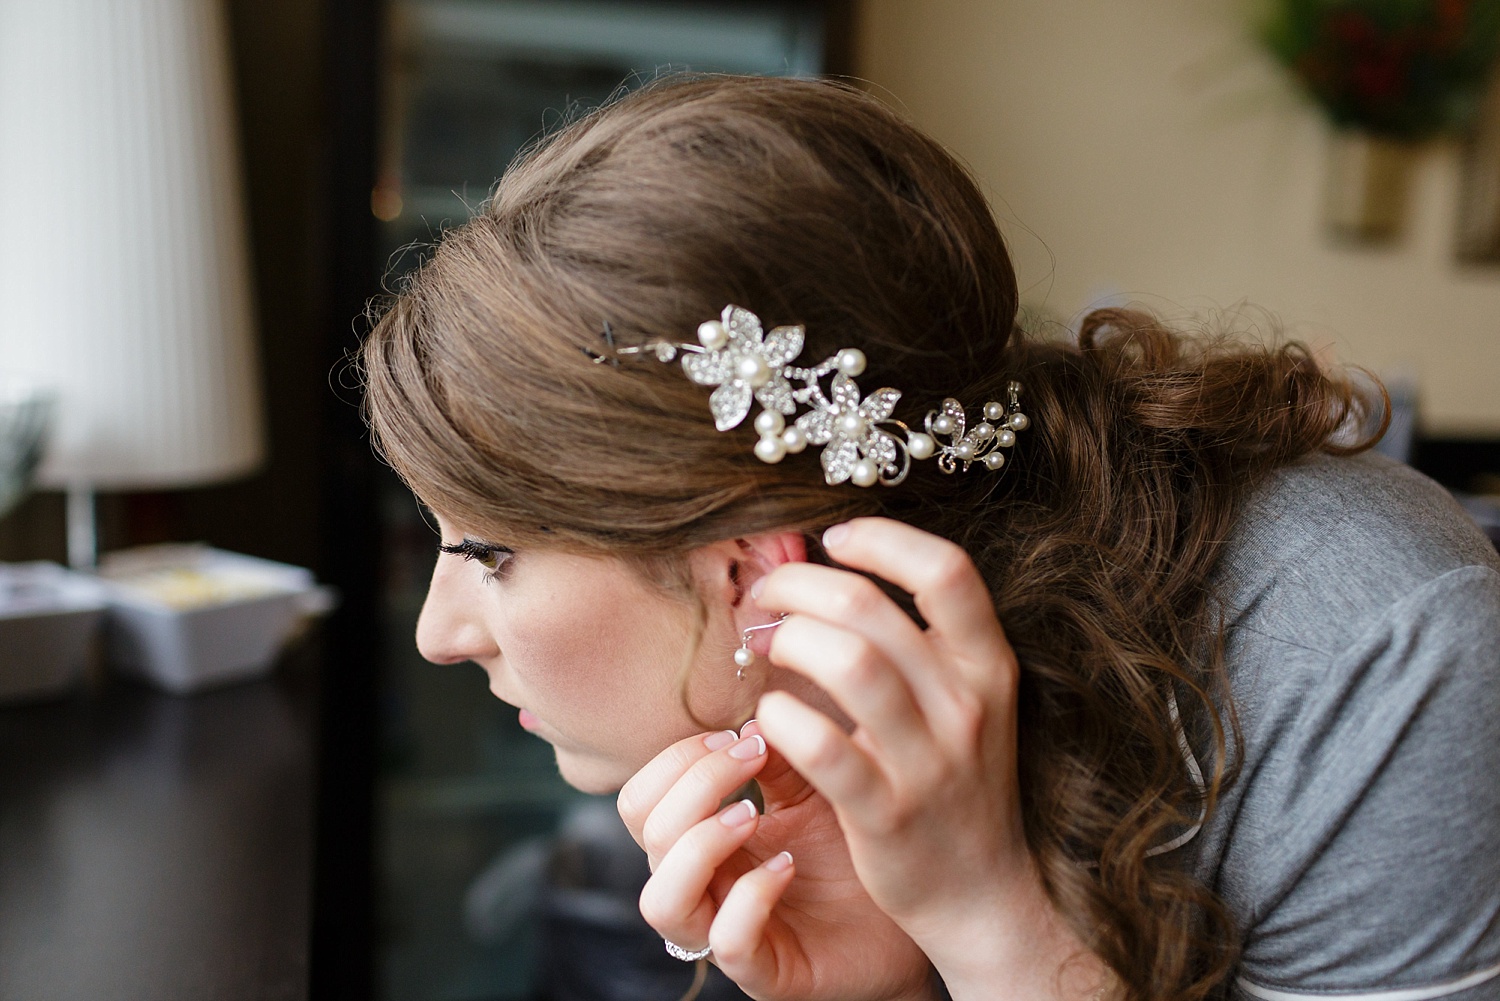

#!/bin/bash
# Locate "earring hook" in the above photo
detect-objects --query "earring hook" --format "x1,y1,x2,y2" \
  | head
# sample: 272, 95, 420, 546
734, 614, 787, 679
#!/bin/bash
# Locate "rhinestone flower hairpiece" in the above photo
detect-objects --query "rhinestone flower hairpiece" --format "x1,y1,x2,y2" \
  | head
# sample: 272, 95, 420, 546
592, 304, 1029, 488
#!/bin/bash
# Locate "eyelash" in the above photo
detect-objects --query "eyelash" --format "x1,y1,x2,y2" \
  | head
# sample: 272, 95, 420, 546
438, 539, 515, 581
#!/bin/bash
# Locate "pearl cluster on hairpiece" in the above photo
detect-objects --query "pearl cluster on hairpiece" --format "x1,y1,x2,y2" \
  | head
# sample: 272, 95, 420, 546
594, 305, 1029, 488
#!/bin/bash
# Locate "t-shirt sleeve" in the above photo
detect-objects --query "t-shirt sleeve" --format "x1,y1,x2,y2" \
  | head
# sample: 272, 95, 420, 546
1227, 565, 1500, 1001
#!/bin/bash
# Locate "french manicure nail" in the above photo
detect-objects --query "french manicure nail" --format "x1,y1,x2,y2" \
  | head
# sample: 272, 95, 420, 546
822, 523, 850, 549
750, 576, 766, 600
739, 718, 759, 738
764, 850, 793, 872
719, 798, 758, 827
704, 730, 738, 751
728, 734, 766, 760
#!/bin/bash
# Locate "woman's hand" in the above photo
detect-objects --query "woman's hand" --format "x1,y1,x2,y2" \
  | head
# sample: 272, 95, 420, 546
617, 726, 935, 1001
752, 517, 1108, 1000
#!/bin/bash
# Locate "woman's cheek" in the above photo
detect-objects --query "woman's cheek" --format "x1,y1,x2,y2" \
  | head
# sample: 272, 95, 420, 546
503, 623, 594, 708
496, 557, 705, 762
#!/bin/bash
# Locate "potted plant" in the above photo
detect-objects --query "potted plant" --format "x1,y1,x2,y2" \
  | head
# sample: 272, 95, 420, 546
1259, 0, 1500, 239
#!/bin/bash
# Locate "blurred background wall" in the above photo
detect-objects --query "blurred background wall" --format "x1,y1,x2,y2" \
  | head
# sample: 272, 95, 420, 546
856, 0, 1500, 435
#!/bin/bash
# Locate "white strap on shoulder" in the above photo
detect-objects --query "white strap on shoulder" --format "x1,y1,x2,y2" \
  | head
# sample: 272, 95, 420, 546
1144, 689, 1205, 858
1236, 961, 1500, 1001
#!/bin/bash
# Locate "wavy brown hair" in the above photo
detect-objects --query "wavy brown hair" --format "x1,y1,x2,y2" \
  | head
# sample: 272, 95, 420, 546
361, 75, 1382, 1000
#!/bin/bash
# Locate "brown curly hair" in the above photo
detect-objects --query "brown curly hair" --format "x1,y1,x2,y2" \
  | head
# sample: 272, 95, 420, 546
360, 74, 1383, 1000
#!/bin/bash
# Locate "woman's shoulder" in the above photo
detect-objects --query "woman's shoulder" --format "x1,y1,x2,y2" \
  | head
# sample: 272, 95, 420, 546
1192, 451, 1500, 999
1212, 449, 1500, 658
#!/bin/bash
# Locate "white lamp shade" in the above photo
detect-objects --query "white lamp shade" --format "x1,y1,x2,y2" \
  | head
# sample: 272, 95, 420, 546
0, 0, 264, 490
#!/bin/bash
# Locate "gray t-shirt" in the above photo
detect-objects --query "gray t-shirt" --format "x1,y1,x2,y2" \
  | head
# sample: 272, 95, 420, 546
1180, 451, 1500, 1000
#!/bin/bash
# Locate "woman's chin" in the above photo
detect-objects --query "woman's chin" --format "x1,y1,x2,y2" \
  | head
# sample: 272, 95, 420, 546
552, 748, 631, 795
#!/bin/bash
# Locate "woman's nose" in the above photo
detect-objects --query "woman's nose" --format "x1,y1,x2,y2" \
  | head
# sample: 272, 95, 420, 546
415, 558, 499, 665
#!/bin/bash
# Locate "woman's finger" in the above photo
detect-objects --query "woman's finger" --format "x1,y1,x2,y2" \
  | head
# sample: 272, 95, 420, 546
767, 614, 936, 770
754, 689, 889, 823
637, 733, 769, 864
706, 851, 796, 979
756, 563, 932, 672
618, 729, 738, 848
737, 719, 814, 810
821, 518, 1016, 689
637, 797, 763, 951
756, 562, 964, 726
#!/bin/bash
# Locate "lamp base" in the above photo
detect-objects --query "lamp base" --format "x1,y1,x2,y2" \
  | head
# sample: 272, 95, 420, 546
66, 485, 96, 570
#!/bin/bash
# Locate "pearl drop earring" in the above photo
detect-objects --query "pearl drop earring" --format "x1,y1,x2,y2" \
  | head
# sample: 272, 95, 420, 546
735, 616, 786, 679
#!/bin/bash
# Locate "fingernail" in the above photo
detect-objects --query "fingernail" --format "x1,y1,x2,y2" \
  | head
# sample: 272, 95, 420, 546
750, 576, 765, 600
739, 718, 759, 738
764, 850, 793, 872
728, 734, 766, 760
822, 523, 850, 549
704, 730, 738, 751
719, 798, 758, 827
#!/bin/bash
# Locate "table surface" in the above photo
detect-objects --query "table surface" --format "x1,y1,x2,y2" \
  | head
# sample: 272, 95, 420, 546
0, 658, 317, 1001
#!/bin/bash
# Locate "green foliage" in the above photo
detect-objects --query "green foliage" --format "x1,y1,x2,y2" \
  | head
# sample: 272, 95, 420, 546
1258, 0, 1500, 138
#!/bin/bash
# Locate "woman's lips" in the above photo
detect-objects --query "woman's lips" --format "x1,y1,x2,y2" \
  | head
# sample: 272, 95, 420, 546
483, 675, 542, 735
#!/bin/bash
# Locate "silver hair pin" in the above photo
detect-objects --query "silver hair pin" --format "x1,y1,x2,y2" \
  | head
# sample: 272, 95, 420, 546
597, 305, 1030, 487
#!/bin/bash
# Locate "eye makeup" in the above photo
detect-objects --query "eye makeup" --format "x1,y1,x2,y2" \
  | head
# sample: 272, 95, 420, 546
437, 538, 515, 580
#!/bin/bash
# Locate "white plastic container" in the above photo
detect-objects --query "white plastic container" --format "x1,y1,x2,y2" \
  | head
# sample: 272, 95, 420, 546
0, 562, 108, 702
96, 544, 336, 694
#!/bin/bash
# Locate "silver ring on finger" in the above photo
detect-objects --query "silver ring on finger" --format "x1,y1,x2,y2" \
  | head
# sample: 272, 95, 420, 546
663, 939, 712, 962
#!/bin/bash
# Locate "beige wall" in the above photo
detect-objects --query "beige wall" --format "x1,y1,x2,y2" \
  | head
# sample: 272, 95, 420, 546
856, 1, 1500, 434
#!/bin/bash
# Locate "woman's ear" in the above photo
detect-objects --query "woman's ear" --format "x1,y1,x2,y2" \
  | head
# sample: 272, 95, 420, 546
690, 531, 810, 612
688, 530, 808, 611
730, 530, 807, 608
739, 530, 808, 576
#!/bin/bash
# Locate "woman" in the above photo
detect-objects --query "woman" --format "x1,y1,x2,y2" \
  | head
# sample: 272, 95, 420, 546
362, 75, 1500, 1001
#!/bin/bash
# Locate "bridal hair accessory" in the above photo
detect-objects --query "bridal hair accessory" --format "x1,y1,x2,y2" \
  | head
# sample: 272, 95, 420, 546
734, 615, 786, 679
589, 305, 1030, 487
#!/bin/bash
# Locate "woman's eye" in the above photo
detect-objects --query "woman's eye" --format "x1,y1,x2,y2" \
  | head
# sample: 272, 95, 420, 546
475, 547, 511, 572
438, 538, 515, 576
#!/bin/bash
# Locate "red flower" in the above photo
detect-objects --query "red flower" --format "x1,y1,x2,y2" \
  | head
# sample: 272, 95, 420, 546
1351, 51, 1408, 103
1329, 10, 1379, 48
1433, 0, 1468, 50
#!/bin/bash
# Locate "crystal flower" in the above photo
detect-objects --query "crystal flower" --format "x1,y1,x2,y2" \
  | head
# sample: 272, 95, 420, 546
795, 373, 902, 485
680, 305, 803, 431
